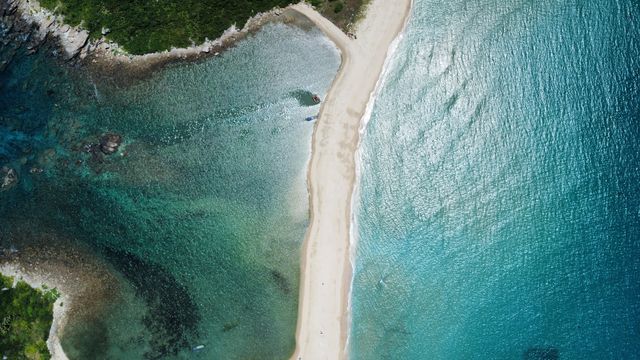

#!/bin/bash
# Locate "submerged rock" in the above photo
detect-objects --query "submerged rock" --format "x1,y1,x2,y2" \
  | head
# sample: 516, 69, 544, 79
270, 269, 291, 294
99, 133, 122, 155
222, 322, 239, 332
0, 166, 18, 191
524, 347, 559, 360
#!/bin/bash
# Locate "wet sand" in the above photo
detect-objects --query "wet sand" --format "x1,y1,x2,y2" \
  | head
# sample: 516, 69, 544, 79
290, 1, 413, 359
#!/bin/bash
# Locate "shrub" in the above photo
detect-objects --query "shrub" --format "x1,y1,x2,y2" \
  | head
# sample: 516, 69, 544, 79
0, 273, 59, 359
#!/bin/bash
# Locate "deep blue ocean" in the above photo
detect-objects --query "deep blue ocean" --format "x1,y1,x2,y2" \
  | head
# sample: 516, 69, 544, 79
3, 0, 640, 358
351, 0, 640, 358
0, 20, 339, 359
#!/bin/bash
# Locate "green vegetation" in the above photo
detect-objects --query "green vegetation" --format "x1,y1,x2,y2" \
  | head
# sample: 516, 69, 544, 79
39, 0, 297, 54
0, 273, 59, 360
314, 0, 369, 30
38, 0, 368, 55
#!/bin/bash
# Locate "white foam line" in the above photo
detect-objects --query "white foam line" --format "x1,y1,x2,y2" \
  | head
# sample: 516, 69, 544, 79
345, 0, 414, 354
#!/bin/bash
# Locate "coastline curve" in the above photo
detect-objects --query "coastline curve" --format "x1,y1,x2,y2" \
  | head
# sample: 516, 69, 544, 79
290, 1, 413, 359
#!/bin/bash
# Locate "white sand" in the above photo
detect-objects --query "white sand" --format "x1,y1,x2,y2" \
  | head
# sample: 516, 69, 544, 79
290, 1, 413, 359
6, 1, 411, 358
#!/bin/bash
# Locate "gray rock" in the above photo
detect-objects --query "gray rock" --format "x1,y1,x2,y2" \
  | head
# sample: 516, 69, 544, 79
100, 133, 122, 155
7, 2, 18, 16
62, 29, 89, 59
41, 16, 55, 31
1, 166, 18, 191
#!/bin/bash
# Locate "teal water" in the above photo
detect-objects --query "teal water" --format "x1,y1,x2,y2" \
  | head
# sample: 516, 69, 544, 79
352, 0, 640, 359
1, 22, 339, 358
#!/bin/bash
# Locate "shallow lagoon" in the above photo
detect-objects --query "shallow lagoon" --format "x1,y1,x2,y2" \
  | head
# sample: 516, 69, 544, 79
0, 21, 339, 359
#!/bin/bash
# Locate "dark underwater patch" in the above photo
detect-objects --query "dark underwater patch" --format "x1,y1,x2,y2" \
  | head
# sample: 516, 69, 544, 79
523, 347, 559, 360
443, 91, 460, 114
289, 89, 321, 106
62, 319, 110, 359
270, 269, 291, 295
101, 247, 200, 360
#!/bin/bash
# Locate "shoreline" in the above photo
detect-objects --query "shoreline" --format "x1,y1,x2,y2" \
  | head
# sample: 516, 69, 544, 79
8, 0, 304, 77
0, 263, 69, 360
3, 1, 412, 358
345, 8, 412, 351
290, 1, 413, 359
14, 0, 285, 58
0, 241, 121, 360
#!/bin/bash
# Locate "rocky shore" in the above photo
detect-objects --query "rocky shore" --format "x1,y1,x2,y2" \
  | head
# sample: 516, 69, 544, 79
1, 0, 87, 61
0, 239, 123, 360
1, 0, 309, 78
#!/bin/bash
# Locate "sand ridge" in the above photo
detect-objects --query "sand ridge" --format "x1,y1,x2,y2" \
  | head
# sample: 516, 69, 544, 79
290, 1, 413, 359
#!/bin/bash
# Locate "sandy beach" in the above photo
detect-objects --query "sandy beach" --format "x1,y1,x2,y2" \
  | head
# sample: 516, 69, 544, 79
290, 1, 413, 359
3, 0, 411, 358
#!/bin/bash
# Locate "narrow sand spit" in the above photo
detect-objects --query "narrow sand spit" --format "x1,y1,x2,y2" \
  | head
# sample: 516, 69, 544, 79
290, 1, 413, 359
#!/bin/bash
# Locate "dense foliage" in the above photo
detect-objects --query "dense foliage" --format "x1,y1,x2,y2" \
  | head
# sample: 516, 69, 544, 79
311, 0, 368, 29
38, 0, 367, 54
39, 0, 297, 54
0, 274, 59, 360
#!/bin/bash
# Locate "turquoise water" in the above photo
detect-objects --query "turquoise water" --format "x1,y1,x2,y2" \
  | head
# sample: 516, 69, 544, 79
351, 0, 640, 359
1, 22, 339, 359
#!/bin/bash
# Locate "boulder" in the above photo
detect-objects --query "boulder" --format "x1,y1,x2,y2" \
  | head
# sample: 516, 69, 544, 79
61, 29, 89, 59
99, 133, 122, 155
1, 166, 18, 191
